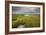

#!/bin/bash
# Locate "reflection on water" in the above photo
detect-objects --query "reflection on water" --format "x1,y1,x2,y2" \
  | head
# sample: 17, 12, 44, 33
17, 25, 24, 28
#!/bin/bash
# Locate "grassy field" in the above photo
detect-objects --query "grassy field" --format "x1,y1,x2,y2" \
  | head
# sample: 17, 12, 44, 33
12, 14, 40, 28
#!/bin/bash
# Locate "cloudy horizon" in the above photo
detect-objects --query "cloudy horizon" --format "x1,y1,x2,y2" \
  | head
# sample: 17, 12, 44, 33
12, 6, 40, 14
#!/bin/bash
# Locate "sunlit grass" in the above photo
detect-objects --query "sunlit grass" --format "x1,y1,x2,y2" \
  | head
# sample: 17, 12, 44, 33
12, 14, 40, 28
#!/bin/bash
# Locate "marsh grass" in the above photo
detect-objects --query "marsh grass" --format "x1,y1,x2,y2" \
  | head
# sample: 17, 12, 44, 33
12, 14, 40, 28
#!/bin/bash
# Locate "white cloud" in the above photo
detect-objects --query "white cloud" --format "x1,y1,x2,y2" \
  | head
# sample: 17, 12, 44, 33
12, 7, 40, 14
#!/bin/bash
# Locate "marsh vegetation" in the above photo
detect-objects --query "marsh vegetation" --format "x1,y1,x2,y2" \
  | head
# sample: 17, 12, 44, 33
12, 14, 40, 28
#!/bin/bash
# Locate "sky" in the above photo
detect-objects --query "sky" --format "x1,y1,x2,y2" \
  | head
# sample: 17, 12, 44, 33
12, 6, 40, 14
